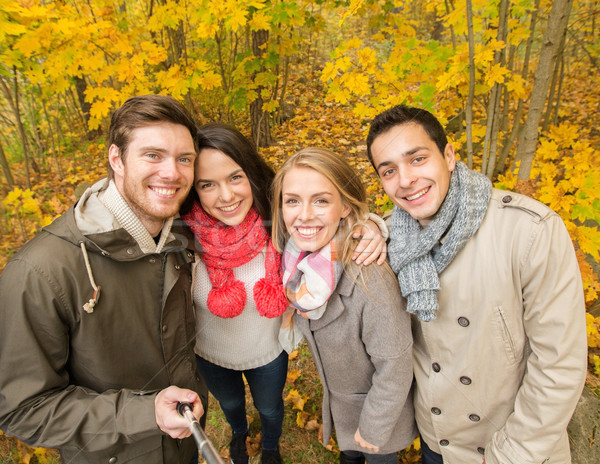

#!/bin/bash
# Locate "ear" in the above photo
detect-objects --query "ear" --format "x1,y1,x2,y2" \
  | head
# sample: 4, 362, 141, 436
341, 202, 351, 220
444, 143, 456, 172
108, 144, 125, 177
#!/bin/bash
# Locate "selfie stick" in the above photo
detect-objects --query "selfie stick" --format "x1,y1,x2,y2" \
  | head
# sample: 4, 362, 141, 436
177, 402, 225, 464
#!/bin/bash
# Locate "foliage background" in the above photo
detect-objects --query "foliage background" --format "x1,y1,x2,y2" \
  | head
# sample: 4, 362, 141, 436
1, 0, 599, 462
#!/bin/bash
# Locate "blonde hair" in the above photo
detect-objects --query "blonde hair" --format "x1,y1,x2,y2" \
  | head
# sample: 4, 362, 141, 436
271, 147, 369, 267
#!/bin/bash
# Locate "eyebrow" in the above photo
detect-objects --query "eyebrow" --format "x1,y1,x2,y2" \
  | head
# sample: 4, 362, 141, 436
283, 191, 335, 197
375, 146, 427, 172
196, 168, 244, 184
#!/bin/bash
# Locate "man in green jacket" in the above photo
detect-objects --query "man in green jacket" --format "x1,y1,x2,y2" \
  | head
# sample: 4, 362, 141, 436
367, 105, 587, 464
0, 95, 207, 463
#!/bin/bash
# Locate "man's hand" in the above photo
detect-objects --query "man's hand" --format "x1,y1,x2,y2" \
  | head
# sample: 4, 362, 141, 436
155, 386, 204, 439
354, 428, 379, 453
352, 219, 387, 265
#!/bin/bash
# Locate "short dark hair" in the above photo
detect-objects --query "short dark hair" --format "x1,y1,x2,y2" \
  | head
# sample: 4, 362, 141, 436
181, 123, 275, 225
107, 95, 197, 178
366, 105, 448, 167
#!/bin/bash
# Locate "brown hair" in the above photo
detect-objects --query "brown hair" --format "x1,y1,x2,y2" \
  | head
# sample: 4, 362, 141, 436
107, 95, 197, 178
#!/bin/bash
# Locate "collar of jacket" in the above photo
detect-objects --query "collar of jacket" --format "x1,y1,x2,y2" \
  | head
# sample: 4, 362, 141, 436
308, 264, 357, 331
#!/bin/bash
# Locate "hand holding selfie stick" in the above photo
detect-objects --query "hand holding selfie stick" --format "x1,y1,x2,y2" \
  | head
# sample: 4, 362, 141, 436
177, 402, 225, 464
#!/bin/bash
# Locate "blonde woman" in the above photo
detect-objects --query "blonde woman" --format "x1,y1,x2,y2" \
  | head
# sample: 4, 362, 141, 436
272, 148, 416, 464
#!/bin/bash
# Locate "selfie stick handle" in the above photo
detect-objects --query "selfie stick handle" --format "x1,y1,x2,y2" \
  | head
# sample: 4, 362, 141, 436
177, 402, 225, 464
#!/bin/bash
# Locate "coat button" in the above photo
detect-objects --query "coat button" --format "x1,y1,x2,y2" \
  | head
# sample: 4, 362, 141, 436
460, 376, 472, 385
469, 414, 481, 422
162, 325, 168, 333
149, 257, 156, 264
187, 251, 193, 258
457, 317, 470, 327
126, 248, 135, 255
108, 458, 118, 464
477, 447, 485, 455
439, 439, 449, 446
432, 363, 441, 372
502, 195, 512, 204
175, 264, 181, 270
431, 407, 441, 415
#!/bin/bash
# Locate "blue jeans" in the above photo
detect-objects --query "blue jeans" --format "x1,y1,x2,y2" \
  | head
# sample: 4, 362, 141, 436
341, 450, 398, 464
421, 438, 444, 464
196, 351, 288, 450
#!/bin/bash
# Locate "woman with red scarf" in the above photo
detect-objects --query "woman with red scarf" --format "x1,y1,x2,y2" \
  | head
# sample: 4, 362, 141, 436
182, 124, 386, 464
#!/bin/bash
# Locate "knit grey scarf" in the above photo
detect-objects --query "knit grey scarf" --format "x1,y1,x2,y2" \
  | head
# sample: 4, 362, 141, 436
388, 162, 491, 321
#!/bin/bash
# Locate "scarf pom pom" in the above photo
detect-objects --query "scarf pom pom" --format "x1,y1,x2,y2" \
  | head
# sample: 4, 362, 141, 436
253, 278, 288, 318
207, 280, 246, 318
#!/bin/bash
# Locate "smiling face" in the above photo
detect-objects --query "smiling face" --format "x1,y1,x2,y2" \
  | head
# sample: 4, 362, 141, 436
109, 122, 196, 236
370, 122, 456, 226
195, 148, 254, 226
281, 166, 350, 252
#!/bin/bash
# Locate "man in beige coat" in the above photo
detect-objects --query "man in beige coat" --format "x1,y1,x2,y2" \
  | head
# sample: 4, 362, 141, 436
366, 105, 587, 464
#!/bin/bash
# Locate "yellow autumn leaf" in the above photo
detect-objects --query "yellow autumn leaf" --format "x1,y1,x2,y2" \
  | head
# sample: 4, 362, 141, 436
286, 369, 301, 383
342, 72, 370, 96
250, 11, 271, 31
200, 71, 222, 90
339, 0, 365, 27
14, 34, 40, 57
505, 74, 528, 99
484, 63, 509, 86
228, 6, 248, 31
296, 411, 309, 428
284, 389, 307, 411
357, 46, 377, 70
321, 62, 338, 83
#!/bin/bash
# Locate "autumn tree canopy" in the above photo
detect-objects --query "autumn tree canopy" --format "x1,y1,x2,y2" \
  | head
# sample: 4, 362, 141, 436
1, 0, 599, 376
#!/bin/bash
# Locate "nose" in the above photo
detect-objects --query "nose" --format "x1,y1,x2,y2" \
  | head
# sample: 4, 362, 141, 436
397, 165, 416, 189
298, 202, 314, 221
219, 184, 235, 203
158, 158, 181, 181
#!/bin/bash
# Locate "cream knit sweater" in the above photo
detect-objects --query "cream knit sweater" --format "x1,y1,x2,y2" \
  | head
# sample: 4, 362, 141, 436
193, 247, 284, 370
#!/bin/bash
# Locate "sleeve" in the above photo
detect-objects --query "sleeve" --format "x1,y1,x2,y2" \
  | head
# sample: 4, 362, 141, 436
485, 214, 587, 464
356, 266, 414, 447
0, 258, 160, 452
368, 212, 389, 241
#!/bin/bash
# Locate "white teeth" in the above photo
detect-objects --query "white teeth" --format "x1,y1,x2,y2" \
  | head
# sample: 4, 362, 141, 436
219, 202, 240, 212
153, 187, 176, 196
298, 227, 320, 236
406, 188, 429, 201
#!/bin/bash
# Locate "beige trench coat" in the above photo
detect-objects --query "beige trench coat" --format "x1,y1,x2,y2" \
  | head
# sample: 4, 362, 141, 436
409, 189, 587, 464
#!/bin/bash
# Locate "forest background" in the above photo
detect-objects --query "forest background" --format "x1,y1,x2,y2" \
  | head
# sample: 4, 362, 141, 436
1, 0, 600, 462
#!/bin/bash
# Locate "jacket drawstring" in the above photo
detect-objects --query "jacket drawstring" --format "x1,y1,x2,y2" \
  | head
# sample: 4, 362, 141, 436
80, 242, 101, 313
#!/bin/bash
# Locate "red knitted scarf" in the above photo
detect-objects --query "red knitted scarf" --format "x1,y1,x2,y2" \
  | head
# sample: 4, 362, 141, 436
183, 202, 288, 319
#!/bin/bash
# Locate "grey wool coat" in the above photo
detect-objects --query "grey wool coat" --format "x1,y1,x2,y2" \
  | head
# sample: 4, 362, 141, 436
294, 262, 417, 454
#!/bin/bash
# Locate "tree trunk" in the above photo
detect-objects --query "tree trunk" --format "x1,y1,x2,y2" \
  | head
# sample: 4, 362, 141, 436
465, 0, 476, 168
481, 0, 509, 178
250, 29, 272, 148
542, 29, 567, 132
516, 0, 573, 181
74, 75, 101, 140
0, 70, 32, 189
0, 138, 15, 190
501, 0, 540, 176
